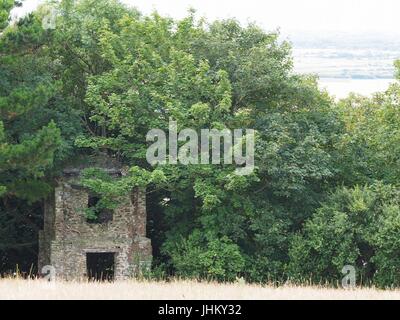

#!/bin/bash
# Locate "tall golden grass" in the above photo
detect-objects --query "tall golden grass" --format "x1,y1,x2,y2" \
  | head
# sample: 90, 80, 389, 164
0, 279, 400, 300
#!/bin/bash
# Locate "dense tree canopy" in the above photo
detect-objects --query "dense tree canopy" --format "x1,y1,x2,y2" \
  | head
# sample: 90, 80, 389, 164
1, 0, 400, 287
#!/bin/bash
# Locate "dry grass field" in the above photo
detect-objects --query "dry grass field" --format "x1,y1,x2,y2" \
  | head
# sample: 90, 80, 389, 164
0, 279, 400, 300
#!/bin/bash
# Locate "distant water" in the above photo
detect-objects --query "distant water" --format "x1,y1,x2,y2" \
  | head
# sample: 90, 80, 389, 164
291, 33, 400, 99
318, 78, 395, 99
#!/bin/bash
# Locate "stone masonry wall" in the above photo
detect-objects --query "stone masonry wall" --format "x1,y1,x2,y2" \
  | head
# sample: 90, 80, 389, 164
39, 176, 152, 281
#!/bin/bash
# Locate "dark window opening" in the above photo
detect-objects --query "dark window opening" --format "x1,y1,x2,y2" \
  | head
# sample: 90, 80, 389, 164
86, 253, 115, 281
87, 195, 113, 224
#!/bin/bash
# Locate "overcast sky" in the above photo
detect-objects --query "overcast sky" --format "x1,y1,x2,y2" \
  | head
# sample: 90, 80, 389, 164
13, 0, 400, 36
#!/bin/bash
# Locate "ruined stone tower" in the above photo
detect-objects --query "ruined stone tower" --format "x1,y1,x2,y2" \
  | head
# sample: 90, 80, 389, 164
38, 155, 152, 281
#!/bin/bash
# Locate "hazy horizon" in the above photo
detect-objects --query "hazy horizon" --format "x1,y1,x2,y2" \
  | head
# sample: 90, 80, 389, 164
12, 0, 400, 36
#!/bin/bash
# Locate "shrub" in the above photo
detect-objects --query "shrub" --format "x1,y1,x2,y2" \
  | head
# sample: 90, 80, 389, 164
166, 231, 245, 282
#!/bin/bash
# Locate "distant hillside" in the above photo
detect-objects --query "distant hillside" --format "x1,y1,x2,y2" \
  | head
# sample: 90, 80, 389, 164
289, 32, 400, 79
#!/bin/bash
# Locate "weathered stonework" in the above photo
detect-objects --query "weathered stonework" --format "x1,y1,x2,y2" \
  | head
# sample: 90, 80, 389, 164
38, 158, 152, 281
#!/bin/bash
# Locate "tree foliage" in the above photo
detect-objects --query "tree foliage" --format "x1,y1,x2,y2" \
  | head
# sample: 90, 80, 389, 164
1, 0, 400, 287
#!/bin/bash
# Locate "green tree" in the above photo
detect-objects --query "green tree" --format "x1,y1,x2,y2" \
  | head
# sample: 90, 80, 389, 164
43, 1, 343, 281
0, 0, 22, 31
336, 81, 400, 186
0, 0, 355, 283
288, 183, 400, 287
0, 1, 65, 271
0, 11, 62, 200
